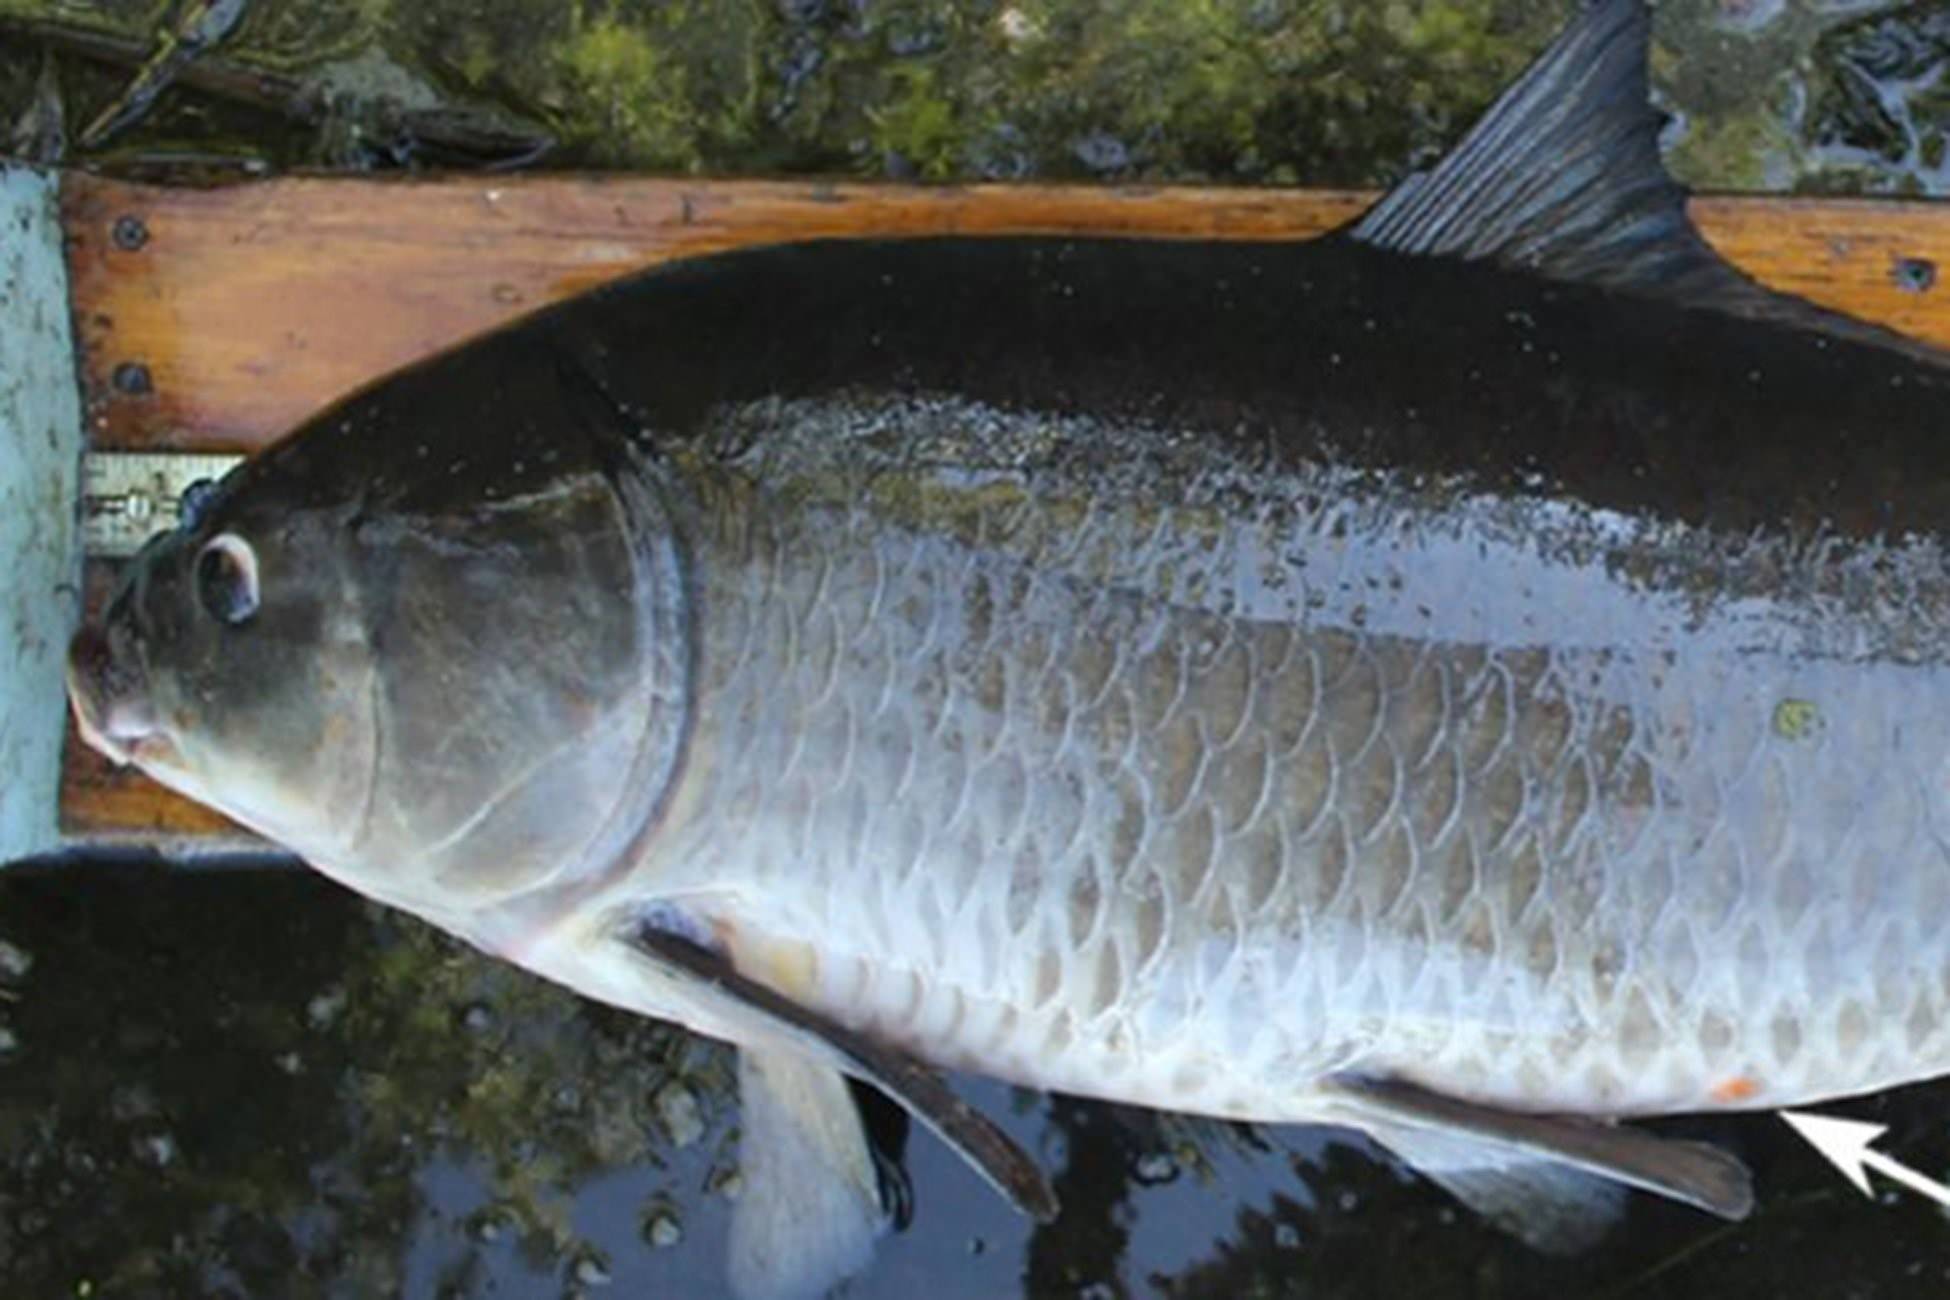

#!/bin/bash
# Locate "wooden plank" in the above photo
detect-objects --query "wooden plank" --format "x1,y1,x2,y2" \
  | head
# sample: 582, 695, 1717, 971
61, 176, 1375, 452
60, 175, 1950, 455
55, 174, 1950, 839
1691, 199, 1950, 344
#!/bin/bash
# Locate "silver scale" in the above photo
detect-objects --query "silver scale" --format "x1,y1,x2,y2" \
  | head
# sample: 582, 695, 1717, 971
80, 450, 247, 558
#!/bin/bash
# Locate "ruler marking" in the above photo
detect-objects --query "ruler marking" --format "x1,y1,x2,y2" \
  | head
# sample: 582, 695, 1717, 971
80, 451, 246, 558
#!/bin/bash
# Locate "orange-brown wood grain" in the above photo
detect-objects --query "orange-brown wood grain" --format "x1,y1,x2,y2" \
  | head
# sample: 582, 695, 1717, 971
55, 173, 1950, 840
61, 175, 1376, 452
60, 714, 245, 841
1691, 198, 1950, 345
61, 175, 1950, 456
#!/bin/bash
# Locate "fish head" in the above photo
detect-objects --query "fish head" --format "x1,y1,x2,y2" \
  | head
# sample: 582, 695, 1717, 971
67, 380, 690, 923
69, 459, 382, 860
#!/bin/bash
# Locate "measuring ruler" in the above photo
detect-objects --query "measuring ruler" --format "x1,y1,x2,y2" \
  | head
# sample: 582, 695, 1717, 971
80, 451, 246, 558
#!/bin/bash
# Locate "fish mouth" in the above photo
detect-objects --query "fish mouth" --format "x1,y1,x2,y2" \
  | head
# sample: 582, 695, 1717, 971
66, 622, 159, 768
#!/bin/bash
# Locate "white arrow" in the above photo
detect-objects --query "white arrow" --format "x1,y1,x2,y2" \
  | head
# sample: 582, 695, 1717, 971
1781, 1110, 1950, 1207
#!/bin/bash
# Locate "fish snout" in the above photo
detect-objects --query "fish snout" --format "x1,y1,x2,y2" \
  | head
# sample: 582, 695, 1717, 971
67, 621, 156, 765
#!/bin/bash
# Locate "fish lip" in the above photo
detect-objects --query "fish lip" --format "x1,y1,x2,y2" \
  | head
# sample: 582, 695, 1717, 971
68, 689, 132, 766
66, 621, 157, 767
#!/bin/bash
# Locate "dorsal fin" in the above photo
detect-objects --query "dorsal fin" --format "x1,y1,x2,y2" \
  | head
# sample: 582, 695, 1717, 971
1350, 0, 1949, 361
1350, 0, 1729, 298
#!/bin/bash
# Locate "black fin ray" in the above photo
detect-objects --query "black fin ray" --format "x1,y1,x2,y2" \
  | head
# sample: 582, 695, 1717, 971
1350, 0, 1950, 361
629, 921, 1059, 1224
1351, 0, 1721, 294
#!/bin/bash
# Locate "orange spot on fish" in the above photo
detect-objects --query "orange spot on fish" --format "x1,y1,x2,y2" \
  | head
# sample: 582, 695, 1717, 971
1710, 1076, 1759, 1103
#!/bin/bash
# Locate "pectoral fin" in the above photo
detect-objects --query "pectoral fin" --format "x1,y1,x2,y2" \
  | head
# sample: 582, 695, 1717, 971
728, 1046, 885, 1300
628, 922, 1059, 1223
1323, 1074, 1752, 1253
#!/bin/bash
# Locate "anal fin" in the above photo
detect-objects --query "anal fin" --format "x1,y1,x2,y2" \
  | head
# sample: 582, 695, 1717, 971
1355, 1114, 1631, 1254
1323, 1074, 1752, 1252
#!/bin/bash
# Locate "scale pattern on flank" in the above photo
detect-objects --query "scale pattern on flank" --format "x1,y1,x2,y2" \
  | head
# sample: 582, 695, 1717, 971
654, 392, 1950, 1121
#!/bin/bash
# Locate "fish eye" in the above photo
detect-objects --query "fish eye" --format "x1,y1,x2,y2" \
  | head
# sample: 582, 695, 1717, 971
195, 533, 259, 625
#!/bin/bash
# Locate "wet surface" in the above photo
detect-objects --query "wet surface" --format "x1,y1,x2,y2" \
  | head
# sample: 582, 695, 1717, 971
3, 865, 1950, 1297
9, 1, 1950, 1297
0, 1, 1946, 193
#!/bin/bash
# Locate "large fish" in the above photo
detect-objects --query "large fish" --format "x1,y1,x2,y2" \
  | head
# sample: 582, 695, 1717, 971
65, 0, 1950, 1293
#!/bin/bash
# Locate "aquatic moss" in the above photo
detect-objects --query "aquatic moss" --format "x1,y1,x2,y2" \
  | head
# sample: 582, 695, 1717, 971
555, 13, 701, 169
231, 0, 390, 71
868, 64, 964, 179
7, 0, 1946, 195
1666, 93, 1801, 192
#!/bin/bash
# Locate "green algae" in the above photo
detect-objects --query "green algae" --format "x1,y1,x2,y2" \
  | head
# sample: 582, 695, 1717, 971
555, 14, 701, 168
11, 0, 1941, 194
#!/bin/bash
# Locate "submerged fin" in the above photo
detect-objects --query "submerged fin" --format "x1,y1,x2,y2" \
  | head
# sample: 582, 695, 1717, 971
1349, 0, 1945, 357
1361, 1118, 1629, 1253
1324, 1075, 1752, 1252
729, 1047, 885, 1300
629, 922, 1059, 1223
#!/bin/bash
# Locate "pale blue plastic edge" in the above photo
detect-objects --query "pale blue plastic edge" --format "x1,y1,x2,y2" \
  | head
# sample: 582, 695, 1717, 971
0, 165, 83, 862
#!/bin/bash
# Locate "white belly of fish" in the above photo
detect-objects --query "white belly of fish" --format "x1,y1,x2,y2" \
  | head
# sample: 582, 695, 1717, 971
640, 460, 1950, 1125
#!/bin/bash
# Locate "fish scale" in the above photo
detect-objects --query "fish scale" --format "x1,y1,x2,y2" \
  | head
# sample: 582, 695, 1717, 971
71, 3, 1950, 1281
635, 393, 1950, 1125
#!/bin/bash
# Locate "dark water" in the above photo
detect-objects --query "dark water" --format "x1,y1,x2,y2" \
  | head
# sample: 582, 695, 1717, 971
7, 1, 1950, 1297
4, 865, 1950, 1299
